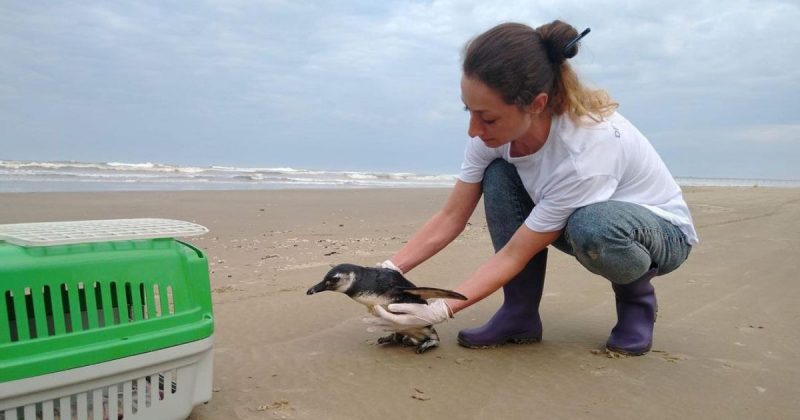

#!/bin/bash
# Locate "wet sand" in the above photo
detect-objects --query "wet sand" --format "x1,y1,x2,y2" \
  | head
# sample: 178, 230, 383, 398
1, 187, 799, 419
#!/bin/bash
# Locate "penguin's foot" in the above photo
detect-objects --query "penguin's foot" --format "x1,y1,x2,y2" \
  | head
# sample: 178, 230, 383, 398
400, 334, 420, 347
377, 332, 424, 348
376, 329, 440, 353
415, 338, 439, 353
377, 332, 406, 345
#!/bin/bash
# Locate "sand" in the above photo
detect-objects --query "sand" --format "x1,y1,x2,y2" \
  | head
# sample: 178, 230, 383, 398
1, 187, 799, 419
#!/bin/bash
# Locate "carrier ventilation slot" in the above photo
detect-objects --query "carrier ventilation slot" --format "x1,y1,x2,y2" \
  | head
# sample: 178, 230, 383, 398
1, 282, 176, 343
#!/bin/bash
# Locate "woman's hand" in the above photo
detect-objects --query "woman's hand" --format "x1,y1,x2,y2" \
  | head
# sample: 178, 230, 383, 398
377, 259, 403, 274
369, 299, 453, 329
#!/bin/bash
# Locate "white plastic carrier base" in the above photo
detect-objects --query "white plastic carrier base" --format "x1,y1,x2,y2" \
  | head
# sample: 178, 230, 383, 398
0, 336, 213, 420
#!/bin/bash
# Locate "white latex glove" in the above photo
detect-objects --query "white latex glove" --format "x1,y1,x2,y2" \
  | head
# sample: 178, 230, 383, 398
370, 299, 453, 329
377, 259, 403, 274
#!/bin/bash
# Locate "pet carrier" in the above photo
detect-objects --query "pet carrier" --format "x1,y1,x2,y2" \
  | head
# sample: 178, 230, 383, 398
0, 219, 214, 420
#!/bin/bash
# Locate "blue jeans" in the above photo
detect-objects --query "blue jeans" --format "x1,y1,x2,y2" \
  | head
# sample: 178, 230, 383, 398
482, 159, 691, 284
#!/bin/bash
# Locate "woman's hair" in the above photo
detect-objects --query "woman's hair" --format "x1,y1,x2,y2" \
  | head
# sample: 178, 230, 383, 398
462, 20, 617, 122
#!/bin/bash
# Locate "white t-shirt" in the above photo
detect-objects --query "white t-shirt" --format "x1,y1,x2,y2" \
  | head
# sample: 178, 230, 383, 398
458, 112, 699, 245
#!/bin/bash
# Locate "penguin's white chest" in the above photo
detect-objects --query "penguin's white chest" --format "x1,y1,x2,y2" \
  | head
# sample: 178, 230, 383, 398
352, 293, 392, 310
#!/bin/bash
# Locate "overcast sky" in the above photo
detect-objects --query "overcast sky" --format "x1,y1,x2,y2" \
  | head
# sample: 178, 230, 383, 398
2, 1, 799, 179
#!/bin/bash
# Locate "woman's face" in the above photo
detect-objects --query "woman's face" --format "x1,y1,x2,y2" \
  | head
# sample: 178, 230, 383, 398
460, 75, 533, 148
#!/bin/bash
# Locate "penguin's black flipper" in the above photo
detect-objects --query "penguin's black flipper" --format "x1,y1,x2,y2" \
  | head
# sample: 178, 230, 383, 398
399, 287, 468, 301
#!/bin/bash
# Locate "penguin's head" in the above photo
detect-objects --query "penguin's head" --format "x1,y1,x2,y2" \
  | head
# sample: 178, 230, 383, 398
306, 264, 359, 295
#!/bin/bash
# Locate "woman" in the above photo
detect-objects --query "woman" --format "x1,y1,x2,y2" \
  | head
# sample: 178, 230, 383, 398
372, 20, 697, 356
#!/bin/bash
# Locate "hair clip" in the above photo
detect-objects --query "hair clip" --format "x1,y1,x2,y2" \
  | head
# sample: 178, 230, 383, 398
564, 28, 591, 53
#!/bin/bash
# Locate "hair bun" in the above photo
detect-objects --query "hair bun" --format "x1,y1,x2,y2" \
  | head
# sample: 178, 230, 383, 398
536, 20, 582, 64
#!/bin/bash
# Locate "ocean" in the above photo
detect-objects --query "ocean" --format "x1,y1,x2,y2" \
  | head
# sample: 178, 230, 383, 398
1, 160, 798, 193
0, 160, 458, 192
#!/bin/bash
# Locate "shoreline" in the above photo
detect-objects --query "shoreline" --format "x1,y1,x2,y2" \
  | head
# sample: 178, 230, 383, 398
0, 183, 799, 196
1, 187, 799, 419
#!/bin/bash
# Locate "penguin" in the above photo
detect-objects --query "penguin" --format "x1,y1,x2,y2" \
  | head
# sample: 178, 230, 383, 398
307, 263, 467, 353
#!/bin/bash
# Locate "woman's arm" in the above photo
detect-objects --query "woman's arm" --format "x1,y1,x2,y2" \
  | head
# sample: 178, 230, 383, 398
371, 224, 561, 328
389, 180, 482, 273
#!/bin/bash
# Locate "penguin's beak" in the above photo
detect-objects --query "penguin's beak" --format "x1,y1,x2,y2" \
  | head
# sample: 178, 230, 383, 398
306, 280, 328, 295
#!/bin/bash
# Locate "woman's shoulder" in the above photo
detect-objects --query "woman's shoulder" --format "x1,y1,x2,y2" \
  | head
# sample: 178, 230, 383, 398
548, 113, 627, 174
553, 112, 641, 148
554, 111, 623, 134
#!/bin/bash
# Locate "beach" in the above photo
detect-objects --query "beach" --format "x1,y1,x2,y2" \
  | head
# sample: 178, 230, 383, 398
1, 187, 799, 419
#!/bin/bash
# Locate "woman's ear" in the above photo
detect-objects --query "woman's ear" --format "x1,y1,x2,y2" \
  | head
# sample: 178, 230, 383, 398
528, 93, 549, 114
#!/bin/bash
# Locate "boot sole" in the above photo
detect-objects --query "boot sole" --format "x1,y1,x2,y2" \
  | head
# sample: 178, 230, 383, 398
605, 343, 652, 356
457, 336, 542, 349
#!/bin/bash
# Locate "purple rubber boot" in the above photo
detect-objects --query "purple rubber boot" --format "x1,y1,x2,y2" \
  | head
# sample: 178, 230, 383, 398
606, 268, 659, 355
457, 249, 547, 348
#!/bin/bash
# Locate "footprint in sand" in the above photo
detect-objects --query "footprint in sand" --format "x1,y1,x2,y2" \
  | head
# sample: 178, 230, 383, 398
590, 348, 687, 363
650, 350, 688, 363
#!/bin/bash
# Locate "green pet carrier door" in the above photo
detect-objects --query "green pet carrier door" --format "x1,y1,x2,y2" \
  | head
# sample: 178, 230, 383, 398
0, 219, 215, 420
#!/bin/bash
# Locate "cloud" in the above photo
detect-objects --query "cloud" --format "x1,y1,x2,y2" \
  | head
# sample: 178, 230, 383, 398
736, 124, 800, 144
